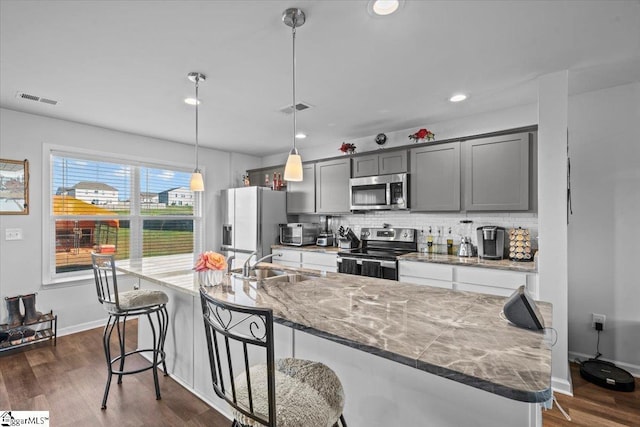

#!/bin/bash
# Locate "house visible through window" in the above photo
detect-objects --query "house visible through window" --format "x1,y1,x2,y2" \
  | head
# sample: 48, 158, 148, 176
49, 153, 200, 278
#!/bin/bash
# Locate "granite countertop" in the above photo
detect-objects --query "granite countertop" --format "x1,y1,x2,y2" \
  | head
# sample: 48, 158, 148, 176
399, 253, 538, 273
271, 244, 340, 253
117, 254, 552, 403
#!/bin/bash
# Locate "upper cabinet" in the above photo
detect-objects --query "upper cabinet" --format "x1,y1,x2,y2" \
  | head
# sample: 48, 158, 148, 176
352, 150, 407, 177
410, 142, 461, 211
286, 163, 316, 214
315, 158, 351, 214
464, 133, 530, 211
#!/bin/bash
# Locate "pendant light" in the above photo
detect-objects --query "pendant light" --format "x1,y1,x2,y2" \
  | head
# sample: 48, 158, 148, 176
188, 72, 206, 191
283, 8, 305, 182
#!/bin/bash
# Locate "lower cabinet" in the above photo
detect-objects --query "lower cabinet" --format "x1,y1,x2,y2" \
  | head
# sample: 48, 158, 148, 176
271, 248, 302, 268
398, 261, 453, 289
398, 261, 538, 298
301, 251, 338, 273
272, 248, 338, 273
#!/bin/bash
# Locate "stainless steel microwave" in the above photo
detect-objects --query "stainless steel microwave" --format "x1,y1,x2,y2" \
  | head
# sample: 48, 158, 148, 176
349, 173, 409, 211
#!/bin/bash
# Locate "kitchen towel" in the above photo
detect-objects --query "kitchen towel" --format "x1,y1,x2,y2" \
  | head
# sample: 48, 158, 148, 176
361, 261, 381, 278
339, 259, 358, 274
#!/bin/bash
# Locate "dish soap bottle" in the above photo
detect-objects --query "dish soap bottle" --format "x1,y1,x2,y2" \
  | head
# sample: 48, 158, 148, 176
447, 227, 454, 255
427, 227, 434, 254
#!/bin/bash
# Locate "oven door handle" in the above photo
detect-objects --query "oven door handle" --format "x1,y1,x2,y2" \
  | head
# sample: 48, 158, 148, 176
337, 257, 397, 269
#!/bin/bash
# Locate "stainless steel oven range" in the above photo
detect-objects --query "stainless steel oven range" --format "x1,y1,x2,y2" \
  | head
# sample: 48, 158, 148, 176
337, 227, 417, 281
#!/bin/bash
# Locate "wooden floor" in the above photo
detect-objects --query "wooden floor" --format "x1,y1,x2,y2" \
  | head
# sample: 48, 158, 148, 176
0, 320, 230, 426
1, 322, 638, 426
542, 363, 639, 426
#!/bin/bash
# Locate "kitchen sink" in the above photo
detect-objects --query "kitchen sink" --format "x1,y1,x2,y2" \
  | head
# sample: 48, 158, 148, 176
232, 267, 319, 283
261, 273, 317, 284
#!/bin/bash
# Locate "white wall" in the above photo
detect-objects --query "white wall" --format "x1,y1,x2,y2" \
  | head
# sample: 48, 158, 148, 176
567, 82, 640, 374
0, 108, 260, 332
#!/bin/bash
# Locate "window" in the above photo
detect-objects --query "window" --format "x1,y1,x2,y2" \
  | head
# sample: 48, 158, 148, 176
46, 150, 201, 281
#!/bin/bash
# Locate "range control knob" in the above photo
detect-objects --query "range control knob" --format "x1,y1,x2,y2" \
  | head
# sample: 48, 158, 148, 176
402, 233, 408, 238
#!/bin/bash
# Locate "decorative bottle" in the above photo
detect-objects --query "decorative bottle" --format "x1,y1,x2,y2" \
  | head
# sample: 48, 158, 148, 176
447, 227, 454, 255
427, 227, 434, 254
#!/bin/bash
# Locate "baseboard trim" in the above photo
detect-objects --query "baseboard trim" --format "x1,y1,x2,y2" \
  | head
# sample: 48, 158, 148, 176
552, 377, 573, 396
57, 318, 108, 337
569, 351, 640, 377
57, 317, 139, 337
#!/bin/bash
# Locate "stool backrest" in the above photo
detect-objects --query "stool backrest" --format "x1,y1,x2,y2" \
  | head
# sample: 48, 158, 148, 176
199, 287, 276, 427
91, 253, 121, 309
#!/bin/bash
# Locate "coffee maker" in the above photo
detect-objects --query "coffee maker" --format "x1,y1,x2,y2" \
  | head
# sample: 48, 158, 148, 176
477, 226, 506, 260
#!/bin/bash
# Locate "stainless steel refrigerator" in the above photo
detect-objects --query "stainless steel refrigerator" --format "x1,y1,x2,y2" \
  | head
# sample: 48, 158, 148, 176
220, 186, 287, 269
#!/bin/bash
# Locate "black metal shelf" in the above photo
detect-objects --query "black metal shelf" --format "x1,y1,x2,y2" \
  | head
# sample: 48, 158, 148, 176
0, 311, 57, 352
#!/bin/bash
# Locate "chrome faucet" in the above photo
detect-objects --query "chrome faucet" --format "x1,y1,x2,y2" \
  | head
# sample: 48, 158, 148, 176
242, 251, 282, 278
226, 255, 235, 274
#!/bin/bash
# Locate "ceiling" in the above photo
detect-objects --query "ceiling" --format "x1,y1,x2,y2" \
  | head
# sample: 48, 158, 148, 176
1, 1, 639, 157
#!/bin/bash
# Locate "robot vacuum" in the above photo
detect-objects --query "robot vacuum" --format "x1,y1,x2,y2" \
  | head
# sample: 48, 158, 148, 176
579, 359, 635, 392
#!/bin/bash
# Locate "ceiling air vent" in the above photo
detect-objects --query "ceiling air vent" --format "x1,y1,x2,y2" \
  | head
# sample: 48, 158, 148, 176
279, 101, 312, 115
15, 91, 59, 106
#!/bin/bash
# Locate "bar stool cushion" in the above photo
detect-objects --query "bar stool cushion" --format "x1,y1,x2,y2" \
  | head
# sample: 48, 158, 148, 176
105, 289, 169, 312
232, 358, 344, 427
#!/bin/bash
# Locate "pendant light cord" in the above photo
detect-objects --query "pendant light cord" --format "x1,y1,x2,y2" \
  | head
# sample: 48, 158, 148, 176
195, 77, 200, 171
292, 23, 297, 152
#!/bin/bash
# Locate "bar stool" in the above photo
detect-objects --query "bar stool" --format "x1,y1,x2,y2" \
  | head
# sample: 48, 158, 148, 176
91, 253, 169, 409
199, 287, 347, 427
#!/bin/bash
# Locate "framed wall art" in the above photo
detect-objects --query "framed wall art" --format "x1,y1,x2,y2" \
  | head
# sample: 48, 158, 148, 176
0, 158, 29, 215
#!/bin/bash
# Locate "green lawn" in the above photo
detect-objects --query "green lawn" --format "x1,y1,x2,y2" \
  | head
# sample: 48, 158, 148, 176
114, 228, 193, 259
113, 207, 194, 216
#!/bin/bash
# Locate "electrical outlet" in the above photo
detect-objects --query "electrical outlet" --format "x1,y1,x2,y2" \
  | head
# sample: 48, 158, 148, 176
592, 313, 606, 330
5, 228, 23, 240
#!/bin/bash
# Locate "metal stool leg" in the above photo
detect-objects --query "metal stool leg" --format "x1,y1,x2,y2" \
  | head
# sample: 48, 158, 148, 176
148, 312, 161, 400
101, 315, 117, 409
157, 307, 169, 376
117, 315, 127, 384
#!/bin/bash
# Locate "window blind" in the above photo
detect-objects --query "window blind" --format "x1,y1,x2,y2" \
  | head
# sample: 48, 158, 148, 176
50, 154, 197, 275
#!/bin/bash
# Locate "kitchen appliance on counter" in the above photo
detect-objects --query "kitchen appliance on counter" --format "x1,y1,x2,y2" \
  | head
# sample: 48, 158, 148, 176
349, 173, 409, 211
477, 226, 506, 260
316, 233, 334, 247
279, 223, 320, 246
458, 220, 476, 257
337, 227, 416, 281
221, 187, 287, 269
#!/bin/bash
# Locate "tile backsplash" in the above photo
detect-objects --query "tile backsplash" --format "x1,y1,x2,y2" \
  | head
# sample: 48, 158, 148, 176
299, 211, 538, 249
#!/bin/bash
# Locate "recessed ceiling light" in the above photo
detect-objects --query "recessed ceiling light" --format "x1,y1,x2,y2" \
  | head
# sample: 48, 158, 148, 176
449, 94, 467, 103
184, 97, 201, 105
295, 132, 307, 139
368, 0, 402, 16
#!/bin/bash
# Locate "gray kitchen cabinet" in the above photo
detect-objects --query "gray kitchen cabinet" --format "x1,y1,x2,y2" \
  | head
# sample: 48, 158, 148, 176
286, 163, 316, 213
315, 158, 351, 213
352, 154, 379, 177
464, 133, 530, 211
352, 150, 408, 177
410, 142, 461, 211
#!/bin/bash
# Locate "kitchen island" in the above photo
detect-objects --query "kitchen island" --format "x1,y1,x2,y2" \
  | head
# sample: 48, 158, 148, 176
117, 254, 552, 427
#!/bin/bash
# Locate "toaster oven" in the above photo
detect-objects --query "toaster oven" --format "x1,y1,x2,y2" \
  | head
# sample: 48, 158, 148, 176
279, 223, 320, 246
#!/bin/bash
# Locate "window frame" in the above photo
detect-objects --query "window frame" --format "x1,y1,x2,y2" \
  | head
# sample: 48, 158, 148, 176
42, 144, 203, 285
